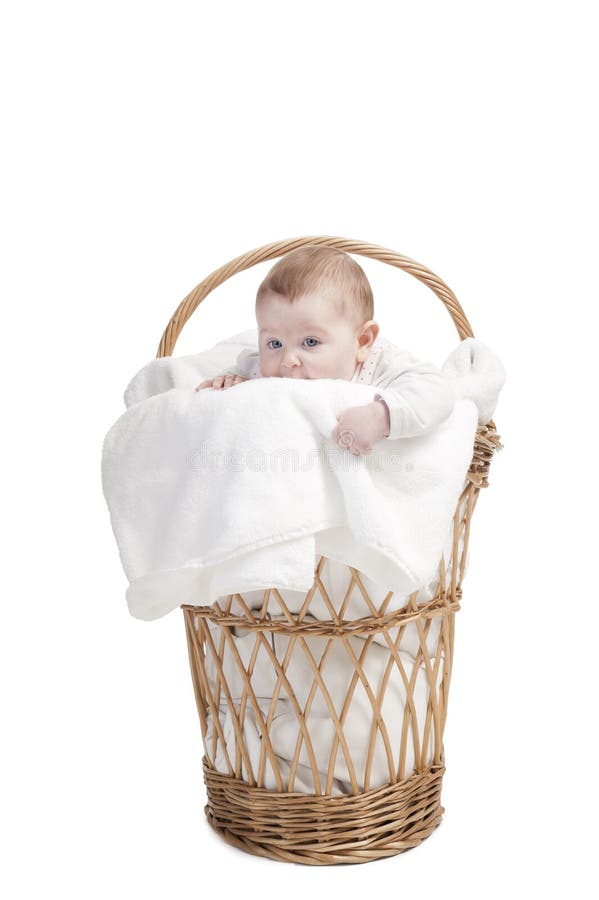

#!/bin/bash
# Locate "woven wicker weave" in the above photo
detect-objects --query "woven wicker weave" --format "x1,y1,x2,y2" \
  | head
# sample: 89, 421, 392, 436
159, 236, 502, 865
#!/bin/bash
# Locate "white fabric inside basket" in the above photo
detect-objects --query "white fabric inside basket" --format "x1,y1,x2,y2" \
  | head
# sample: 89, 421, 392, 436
202, 611, 446, 795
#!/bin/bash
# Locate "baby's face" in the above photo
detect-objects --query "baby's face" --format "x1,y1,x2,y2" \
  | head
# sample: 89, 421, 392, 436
256, 290, 376, 381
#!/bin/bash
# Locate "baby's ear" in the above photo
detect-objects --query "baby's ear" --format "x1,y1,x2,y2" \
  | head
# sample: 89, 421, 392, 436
355, 320, 379, 361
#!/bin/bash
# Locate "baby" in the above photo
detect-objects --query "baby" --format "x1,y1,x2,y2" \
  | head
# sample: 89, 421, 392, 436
195, 245, 455, 456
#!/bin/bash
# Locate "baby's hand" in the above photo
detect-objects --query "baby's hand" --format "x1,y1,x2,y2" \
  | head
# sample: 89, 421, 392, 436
194, 373, 248, 391
332, 400, 390, 455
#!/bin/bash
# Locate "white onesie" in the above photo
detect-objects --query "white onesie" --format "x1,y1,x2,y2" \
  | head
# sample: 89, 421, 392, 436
225, 335, 455, 440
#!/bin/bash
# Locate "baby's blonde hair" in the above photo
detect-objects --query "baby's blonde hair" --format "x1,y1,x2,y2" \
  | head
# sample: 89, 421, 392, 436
256, 245, 374, 326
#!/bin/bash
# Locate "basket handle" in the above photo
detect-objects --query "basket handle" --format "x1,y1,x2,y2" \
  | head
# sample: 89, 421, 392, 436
156, 235, 474, 358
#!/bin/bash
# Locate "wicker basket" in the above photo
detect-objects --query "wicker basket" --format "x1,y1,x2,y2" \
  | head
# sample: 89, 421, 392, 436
157, 236, 502, 865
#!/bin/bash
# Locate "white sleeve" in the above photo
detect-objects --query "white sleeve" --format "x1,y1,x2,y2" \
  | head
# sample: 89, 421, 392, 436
372, 348, 455, 440
222, 348, 260, 378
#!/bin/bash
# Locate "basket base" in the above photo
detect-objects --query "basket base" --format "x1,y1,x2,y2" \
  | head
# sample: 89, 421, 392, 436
201, 756, 445, 865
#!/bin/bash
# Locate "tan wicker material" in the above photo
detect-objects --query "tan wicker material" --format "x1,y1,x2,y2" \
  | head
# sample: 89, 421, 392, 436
201, 757, 445, 865
161, 236, 502, 864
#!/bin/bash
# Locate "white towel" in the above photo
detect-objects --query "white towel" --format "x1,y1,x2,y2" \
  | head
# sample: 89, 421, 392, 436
221, 530, 468, 640
442, 336, 506, 425
101, 375, 479, 620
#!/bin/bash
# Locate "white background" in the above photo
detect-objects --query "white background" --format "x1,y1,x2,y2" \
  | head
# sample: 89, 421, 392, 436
2, 1, 596, 897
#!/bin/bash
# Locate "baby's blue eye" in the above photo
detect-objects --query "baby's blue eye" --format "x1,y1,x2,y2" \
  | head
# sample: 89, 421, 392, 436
266, 338, 319, 350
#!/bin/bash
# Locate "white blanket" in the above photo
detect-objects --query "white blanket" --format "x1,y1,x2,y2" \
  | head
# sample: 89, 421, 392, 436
102, 373, 479, 620
220, 539, 467, 637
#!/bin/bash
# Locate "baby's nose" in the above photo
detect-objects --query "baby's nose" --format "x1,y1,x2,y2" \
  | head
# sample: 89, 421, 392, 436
282, 352, 301, 368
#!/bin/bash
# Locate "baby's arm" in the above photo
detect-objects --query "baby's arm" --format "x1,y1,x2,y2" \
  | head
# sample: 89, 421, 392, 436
372, 349, 455, 439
